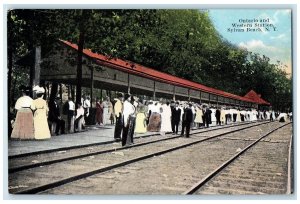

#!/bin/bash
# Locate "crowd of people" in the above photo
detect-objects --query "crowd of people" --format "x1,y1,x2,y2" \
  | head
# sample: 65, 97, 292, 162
10, 86, 292, 143
110, 94, 291, 146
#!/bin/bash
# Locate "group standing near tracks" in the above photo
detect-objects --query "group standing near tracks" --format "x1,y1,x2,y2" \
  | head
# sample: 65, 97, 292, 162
8, 119, 293, 195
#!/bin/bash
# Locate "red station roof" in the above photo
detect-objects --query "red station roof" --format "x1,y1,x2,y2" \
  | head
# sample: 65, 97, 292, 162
60, 40, 262, 104
244, 90, 271, 105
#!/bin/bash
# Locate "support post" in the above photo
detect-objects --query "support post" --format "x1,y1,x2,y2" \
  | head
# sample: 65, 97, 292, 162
127, 74, 130, 94
173, 86, 176, 101
90, 66, 94, 108
153, 81, 156, 101
30, 46, 41, 98
34, 46, 41, 86
199, 91, 202, 104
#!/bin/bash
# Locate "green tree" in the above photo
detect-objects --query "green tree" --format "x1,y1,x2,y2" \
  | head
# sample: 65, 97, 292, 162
8, 9, 292, 113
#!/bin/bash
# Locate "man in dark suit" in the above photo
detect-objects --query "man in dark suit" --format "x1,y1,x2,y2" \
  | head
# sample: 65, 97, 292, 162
215, 107, 221, 125
181, 103, 193, 138
203, 106, 212, 128
48, 97, 65, 135
171, 102, 181, 135
170, 101, 175, 132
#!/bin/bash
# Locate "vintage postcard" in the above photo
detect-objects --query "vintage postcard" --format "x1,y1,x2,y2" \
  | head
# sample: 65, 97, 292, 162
5, 5, 294, 198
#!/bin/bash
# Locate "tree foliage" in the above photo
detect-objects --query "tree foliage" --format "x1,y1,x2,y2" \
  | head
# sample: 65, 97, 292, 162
7, 9, 292, 112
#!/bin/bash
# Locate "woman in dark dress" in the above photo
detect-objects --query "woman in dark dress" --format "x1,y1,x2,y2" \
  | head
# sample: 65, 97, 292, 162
95, 98, 103, 125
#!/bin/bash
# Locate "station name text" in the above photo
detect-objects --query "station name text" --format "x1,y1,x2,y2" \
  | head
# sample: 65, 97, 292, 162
227, 18, 277, 33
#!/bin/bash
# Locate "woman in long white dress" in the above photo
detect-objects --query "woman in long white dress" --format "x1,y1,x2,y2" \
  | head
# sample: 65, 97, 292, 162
31, 86, 51, 140
250, 109, 258, 121
220, 107, 226, 125
210, 108, 216, 125
236, 109, 241, 122
160, 102, 172, 136
134, 104, 147, 134
194, 105, 203, 127
101, 97, 113, 125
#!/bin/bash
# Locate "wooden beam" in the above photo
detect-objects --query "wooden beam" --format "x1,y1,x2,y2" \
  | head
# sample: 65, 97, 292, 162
153, 81, 156, 100
90, 66, 94, 108
34, 46, 41, 86
173, 85, 176, 101
199, 91, 202, 104
127, 73, 130, 94
30, 46, 41, 98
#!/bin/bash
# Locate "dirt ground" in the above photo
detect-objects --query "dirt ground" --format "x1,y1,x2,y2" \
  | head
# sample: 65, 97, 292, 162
33, 122, 293, 195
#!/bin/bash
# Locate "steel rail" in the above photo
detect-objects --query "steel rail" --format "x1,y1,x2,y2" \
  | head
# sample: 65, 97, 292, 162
9, 121, 256, 159
9, 121, 268, 173
183, 122, 291, 195
15, 121, 272, 194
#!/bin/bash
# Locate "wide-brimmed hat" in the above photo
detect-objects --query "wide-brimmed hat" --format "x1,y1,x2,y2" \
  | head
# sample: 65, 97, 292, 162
33, 85, 45, 94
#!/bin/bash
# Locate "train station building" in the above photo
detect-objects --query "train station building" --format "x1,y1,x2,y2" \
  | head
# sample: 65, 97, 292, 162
17, 40, 271, 112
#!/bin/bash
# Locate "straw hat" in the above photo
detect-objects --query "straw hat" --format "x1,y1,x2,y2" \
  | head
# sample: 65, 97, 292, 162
33, 85, 45, 94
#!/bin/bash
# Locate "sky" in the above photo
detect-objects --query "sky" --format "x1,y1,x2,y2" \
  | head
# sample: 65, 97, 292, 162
208, 9, 292, 76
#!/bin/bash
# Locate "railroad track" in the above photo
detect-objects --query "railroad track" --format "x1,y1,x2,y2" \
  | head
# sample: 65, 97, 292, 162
184, 122, 292, 195
9, 121, 263, 173
9, 120, 276, 194
9, 121, 257, 159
